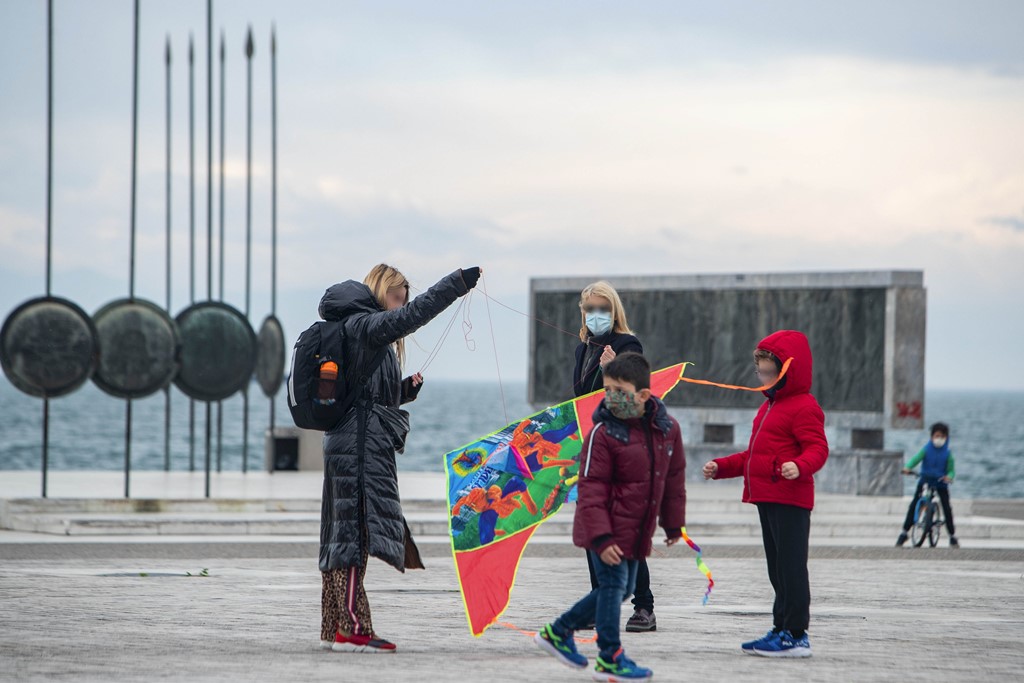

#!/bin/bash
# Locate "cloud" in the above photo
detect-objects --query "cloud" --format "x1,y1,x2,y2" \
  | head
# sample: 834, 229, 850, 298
4, 2, 1024, 389
982, 212, 1024, 233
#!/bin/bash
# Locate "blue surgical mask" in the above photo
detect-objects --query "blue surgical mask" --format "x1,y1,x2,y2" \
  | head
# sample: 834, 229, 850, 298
585, 311, 613, 336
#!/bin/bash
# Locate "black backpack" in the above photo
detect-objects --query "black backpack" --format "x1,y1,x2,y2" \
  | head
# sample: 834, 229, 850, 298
286, 320, 387, 431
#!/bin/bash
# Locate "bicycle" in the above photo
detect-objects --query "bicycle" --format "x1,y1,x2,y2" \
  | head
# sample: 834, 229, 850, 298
902, 470, 947, 548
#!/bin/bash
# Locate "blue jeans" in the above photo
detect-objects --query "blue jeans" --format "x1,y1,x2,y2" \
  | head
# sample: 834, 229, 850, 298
554, 550, 638, 660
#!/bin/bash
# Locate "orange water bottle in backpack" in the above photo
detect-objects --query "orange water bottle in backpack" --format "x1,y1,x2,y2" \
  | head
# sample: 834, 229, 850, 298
316, 360, 338, 405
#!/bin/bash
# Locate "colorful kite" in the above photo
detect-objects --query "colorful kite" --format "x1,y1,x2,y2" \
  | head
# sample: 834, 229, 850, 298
444, 363, 689, 637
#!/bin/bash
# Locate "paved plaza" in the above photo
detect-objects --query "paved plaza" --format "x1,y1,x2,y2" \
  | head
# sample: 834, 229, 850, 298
2, 471, 1023, 682
2, 542, 1023, 682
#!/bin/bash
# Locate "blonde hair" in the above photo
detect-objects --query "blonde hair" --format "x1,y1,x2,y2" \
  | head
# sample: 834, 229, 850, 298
363, 263, 410, 367
578, 281, 633, 342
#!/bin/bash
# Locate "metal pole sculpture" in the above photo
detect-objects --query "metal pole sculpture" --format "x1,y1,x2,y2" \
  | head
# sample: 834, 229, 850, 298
123, 0, 141, 499
188, 34, 196, 472
270, 24, 277, 436
164, 35, 173, 472
42, 0, 54, 497
243, 25, 254, 473
205, 0, 213, 498
72, 0, 177, 496
1, 0, 97, 494
216, 29, 225, 473
254, 24, 285, 471
172, 6, 257, 490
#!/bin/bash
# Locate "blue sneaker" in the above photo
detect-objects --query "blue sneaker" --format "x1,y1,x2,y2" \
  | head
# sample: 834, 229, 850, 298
751, 629, 812, 658
534, 623, 587, 669
741, 629, 779, 654
592, 648, 653, 681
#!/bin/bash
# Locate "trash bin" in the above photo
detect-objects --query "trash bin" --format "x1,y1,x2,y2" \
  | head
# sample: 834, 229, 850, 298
266, 427, 300, 471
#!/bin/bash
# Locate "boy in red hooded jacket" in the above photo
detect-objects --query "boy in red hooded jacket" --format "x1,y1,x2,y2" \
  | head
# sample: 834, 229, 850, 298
535, 352, 685, 681
703, 330, 828, 658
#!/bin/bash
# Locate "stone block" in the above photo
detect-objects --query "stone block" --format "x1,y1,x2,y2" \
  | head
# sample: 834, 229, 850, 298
857, 450, 903, 496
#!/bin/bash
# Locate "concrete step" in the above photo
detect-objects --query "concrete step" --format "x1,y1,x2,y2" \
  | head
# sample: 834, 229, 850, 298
6, 507, 1024, 540
0, 493, 982, 517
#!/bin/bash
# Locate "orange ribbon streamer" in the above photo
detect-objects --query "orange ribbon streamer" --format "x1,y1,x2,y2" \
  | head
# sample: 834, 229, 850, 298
677, 356, 792, 392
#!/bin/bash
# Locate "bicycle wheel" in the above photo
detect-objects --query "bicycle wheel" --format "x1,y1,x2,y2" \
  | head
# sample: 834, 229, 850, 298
911, 500, 927, 547
925, 501, 941, 547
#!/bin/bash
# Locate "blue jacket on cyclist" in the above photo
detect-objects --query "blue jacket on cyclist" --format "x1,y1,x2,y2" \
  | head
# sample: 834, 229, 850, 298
906, 438, 956, 488
897, 423, 958, 547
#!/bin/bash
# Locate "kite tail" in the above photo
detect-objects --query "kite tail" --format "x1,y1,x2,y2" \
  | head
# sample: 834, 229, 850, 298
496, 622, 597, 643
681, 526, 714, 605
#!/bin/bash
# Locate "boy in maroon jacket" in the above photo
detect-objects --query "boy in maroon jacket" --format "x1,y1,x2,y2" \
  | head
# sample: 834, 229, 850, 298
535, 352, 685, 681
703, 330, 828, 658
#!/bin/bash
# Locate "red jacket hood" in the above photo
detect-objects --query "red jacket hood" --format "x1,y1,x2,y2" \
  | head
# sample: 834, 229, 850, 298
757, 330, 813, 400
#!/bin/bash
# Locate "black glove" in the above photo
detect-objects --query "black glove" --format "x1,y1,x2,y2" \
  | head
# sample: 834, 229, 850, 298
461, 266, 481, 290
401, 375, 423, 404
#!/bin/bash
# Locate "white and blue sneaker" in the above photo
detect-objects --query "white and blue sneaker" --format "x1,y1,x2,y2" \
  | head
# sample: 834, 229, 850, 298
741, 629, 779, 654
752, 629, 812, 658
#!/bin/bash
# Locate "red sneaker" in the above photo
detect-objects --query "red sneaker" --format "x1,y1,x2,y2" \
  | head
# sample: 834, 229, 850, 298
332, 632, 397, 653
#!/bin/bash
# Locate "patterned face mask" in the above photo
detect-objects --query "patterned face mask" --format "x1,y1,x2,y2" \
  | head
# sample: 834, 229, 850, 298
605, 389, 644, 420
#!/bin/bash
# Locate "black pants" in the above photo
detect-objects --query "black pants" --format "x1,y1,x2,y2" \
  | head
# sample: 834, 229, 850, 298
757, 502, 811, 637
587, 552, 654, 612
902, 480, 956, 536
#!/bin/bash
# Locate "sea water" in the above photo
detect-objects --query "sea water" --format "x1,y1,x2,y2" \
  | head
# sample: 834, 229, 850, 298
1, 380, 1021, 498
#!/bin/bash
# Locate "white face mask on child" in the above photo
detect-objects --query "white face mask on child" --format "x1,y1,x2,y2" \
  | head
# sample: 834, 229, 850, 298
932, 436, 947, 448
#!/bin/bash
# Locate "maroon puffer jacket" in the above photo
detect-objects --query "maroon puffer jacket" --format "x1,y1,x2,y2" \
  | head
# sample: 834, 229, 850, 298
712, 330, 829, 510
573, 397, 686, 559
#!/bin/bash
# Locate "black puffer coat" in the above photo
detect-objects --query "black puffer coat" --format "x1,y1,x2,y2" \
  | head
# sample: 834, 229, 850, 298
572, 332, 643, 397
318, 270, 468, 572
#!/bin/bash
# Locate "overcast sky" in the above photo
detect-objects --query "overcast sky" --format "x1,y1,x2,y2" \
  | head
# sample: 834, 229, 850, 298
1, 0, 1022, 392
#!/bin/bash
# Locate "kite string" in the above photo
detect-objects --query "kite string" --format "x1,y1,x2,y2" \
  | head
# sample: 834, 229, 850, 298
478, 288, 793, 393
417, 296, 466, 375
477, 289, 601, 349
462, 289, 476, 352
481, 275, 509, 425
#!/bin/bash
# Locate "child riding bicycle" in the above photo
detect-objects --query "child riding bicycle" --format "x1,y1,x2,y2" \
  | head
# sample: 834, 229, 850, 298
896, 422, 958, 548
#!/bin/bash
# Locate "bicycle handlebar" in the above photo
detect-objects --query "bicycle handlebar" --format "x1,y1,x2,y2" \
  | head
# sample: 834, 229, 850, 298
901, 470, 953, 484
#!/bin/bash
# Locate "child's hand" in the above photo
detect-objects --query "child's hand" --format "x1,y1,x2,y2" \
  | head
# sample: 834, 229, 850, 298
702, 461, 718, 479
599, 544, 624, 566
941, 475, 952, 484
599, 345, 616, 368
780, 461, 800, 479
665, 536, 681, 547
410, 372, 424, 387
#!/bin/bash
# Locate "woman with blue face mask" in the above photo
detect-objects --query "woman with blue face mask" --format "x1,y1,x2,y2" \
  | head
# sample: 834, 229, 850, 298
572, 281, 642, 397
571, 281, 659, 634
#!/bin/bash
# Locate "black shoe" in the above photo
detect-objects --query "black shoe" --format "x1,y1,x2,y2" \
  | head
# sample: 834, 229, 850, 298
895, 532, 908, 547
625, 608, 657, 633
950, 536, 959, 548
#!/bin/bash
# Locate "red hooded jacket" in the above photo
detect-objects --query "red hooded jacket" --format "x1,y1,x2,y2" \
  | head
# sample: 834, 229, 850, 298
573, 397, 686, 559
712, 330, 829, 510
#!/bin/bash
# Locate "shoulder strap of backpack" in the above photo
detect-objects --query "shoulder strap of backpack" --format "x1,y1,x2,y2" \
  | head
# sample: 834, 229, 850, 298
333, 342, 390, 418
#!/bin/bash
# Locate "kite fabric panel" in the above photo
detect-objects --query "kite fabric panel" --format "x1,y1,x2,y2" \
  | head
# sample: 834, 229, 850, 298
444, 363, 689, 636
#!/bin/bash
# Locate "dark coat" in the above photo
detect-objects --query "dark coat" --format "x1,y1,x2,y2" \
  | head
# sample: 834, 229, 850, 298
318, 270, 468, 572
712, 330, 829, 510
573, 397, 686, 560
572, 332, 643, 397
